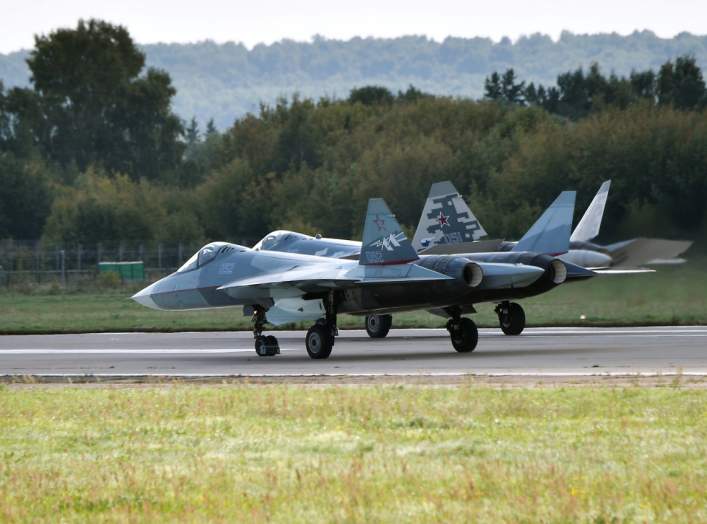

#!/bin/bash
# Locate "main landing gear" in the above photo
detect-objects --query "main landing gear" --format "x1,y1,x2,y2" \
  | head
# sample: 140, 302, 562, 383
446, 311, 478, 353
252, 306, 280, 356
365, 314, 392, 338
495, 301, 526, 336
305, 293, 338, 359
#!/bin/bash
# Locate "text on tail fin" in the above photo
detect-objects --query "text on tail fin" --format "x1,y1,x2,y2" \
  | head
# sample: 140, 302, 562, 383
360, 198, 419, 265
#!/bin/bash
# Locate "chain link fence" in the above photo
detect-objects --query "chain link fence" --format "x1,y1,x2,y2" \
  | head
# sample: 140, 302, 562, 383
0, 240, 226, 288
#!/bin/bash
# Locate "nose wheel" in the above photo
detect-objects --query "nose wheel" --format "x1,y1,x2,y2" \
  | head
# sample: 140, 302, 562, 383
496, 301, 526, 335
255, 335, 280, 356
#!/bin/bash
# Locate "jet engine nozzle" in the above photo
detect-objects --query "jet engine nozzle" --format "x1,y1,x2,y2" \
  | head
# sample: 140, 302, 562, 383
549, 259, 567, 285
417, 255, 484, 288
463, 262, 484, 288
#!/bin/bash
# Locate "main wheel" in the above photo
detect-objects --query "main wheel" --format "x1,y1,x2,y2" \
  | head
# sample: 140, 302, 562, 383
365, 314, 392, 338
305, 325, 333, 359
499, 302, 525, 336
448, 317, 478, 353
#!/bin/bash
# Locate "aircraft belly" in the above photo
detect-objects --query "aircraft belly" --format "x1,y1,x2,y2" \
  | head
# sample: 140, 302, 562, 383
337, 281, 467, 314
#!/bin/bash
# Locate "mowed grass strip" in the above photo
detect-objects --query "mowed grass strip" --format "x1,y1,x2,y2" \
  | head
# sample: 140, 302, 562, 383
0, 385, 705, 522
1, 259, 706, 333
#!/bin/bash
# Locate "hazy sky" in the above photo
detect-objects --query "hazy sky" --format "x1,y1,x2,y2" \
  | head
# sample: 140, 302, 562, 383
2, 0, 706, 53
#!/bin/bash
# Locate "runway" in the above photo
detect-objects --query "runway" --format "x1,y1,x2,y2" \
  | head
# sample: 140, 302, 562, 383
1, 326, 706, 380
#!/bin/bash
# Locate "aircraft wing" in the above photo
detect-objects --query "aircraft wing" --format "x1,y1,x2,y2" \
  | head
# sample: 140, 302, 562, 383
217, 262, 453, 297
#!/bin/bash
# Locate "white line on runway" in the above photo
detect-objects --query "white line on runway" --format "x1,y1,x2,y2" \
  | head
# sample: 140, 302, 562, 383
3, 371, 706, 378
0, 349, 297, 354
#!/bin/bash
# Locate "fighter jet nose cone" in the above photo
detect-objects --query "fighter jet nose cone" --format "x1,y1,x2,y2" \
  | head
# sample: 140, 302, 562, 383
131, 285, 160, 310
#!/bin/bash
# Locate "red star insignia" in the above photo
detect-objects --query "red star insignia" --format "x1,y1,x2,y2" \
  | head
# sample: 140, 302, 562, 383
373, 215, 386, 231
437, 211, 449, 226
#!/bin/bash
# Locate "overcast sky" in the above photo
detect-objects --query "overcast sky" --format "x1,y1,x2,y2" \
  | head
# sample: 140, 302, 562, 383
1, 0, 706, 53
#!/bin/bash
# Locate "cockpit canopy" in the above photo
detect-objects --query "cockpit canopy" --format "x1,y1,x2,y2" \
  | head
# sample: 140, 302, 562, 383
177, 242, 245, 273
252, 230, 311, 252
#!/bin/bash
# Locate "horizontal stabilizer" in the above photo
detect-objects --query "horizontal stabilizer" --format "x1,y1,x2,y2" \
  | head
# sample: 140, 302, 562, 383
606, 238, 693, 268
570, 180, 611, 242
360, 198, 418, 265
412, 181, 487, 252
513, 191, 576, 255
592, 268, 656, 274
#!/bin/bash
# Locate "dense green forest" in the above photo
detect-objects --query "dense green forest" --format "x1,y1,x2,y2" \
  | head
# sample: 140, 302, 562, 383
1, 20, 706, 249
1, 30, 706, 128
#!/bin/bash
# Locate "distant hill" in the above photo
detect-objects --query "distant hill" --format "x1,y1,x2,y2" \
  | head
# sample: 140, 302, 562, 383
2, 31, 706, 129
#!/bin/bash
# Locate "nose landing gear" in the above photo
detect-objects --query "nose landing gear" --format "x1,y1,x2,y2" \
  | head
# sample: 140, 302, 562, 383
252, 306, 280, 356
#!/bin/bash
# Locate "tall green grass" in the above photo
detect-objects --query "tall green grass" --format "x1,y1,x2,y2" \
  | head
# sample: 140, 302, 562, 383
1, 385, 705, 522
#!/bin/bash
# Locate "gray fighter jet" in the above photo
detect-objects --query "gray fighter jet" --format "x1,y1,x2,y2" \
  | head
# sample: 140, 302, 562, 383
133, 198, 573, 359
252, 189, 594, 338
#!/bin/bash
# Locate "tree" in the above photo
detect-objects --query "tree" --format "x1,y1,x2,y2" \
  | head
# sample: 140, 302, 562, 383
484, 72, 503, 100
501, 69, 525, 105
348, 86, 394, 106
0, 153, 52, 239
10, 19, 183, 180
672, 56, 706, 110
185, 117, 200, 146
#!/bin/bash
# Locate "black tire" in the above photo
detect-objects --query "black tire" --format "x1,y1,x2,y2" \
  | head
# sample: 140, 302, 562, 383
305, 325, 333, 359
365, 314, 392, 338
448, 317, 478, 353
500, 302, 525, 336
265, 335, 280, 355
255, 335, 279, 356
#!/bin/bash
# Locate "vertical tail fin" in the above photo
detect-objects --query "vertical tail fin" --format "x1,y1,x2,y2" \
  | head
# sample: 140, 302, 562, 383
513, 191, 576, 255
570, 180, 611, 242
411, 181, 487, 252
360, 198, 418, 265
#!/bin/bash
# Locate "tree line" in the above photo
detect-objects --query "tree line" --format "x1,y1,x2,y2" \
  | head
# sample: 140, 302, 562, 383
2, 30, 706, 129
1, 20, 706, 251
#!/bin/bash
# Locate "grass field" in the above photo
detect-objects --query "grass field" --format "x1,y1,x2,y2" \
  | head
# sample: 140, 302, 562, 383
0, 260, 705, 333
0, 385, 705, 522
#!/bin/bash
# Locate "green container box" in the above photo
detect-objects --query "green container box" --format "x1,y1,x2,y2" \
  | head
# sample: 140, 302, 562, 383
98, 261, 145, 281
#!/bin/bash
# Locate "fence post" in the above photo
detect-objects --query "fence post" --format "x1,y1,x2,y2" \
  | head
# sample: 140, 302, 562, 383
60, 249, 66, 287
157, 244, 162, 270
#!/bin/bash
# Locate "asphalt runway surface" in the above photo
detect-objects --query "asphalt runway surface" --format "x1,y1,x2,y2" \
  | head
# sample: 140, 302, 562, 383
1, 326, 706, 379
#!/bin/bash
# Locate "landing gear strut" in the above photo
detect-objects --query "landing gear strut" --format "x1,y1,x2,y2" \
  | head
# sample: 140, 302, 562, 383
446, 310, 478, 353
496, 301, 525, 336
365, 314, 392, 338
252, 306, 280, 356
305, 292, 338, 359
